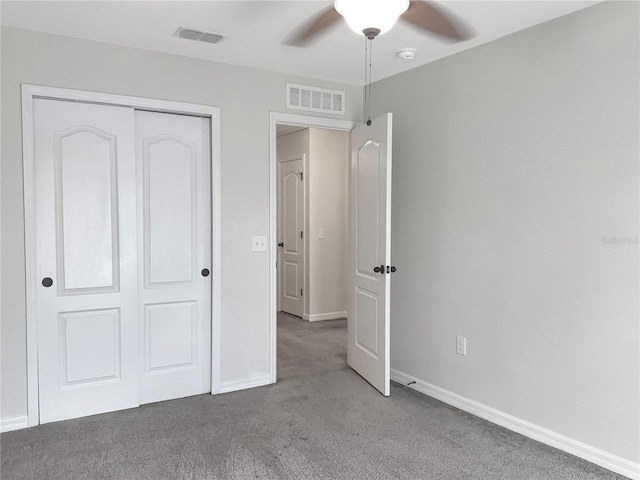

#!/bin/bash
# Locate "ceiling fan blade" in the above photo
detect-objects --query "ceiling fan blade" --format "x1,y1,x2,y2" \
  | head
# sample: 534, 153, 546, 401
400, 1, 474, 41
285, 6, 343, 47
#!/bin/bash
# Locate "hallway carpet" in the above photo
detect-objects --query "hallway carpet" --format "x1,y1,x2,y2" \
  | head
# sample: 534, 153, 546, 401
1, 313, 624, 479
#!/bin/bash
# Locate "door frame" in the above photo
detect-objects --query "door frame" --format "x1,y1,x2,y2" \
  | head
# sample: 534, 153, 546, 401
268, 112, 355, 383
22, 84, 222, 427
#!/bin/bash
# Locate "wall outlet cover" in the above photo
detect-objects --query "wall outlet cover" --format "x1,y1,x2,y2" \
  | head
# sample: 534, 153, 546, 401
456, 335, 467, 356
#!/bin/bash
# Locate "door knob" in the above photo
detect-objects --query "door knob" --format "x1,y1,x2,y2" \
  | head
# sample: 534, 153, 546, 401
278, 242, 284, 247
387, 266, 397, 273
201, 268, 210, 277
42, 277, 53, 287
373, 265, 384, 274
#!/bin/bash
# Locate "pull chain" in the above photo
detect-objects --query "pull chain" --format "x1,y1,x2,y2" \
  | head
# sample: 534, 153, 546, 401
363, 36, 368, 124
363, 36, 373, 126
367, 37, 373, 126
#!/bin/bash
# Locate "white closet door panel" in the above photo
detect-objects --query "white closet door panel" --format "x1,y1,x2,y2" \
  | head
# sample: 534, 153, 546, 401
62, 308, 121, 384
34, 99, 139, 423
145, 137, 195, 286
136, 110, 211, 405
58, 129, 118, 291
145, 302, 196, 371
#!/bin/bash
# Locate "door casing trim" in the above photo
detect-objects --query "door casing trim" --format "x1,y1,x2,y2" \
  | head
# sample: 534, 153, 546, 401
268, 112, 355, 383
22, 84, 222, 427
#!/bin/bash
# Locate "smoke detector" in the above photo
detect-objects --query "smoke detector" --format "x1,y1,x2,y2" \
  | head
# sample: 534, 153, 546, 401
396, 48, 416, 60
175, 27, 226, 45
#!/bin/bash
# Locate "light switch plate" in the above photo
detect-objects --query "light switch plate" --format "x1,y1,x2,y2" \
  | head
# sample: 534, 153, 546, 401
252, 236, 267, 252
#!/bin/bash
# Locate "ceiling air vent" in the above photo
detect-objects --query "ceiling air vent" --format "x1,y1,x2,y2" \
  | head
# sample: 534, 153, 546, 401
200, 33, 225, 44
286, 83, 345, 115
176, 27, 226, 45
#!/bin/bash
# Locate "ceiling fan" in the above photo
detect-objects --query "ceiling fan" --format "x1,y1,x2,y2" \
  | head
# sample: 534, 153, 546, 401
287, 0, 473, 45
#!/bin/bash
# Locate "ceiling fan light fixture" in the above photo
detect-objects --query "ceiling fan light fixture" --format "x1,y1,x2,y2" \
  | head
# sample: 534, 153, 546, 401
334, 0, 410, 37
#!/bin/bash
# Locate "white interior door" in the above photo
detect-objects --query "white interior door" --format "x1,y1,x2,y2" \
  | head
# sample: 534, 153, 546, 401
278, 157, 305, 317
135, 111, 212, 405
348, 113, 393, 396
34, 99, 139, 423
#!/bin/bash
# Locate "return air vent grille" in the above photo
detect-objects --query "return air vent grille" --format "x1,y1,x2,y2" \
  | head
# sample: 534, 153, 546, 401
176, 27, 226, 45
286, 83, 345, 115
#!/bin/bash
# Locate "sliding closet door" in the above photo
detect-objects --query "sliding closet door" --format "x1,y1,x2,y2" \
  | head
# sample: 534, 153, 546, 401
34, 99, 139, 423
135, 111, 212, 404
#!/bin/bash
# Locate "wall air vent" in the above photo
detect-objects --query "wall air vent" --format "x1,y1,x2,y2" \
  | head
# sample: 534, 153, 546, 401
286, 83, 345, 115
175, 27, 226, 45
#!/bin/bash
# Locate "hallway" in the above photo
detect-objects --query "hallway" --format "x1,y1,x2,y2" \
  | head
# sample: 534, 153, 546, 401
277, 311, 347, 380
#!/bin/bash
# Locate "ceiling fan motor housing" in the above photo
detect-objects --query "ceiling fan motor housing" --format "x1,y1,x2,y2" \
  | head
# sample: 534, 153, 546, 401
363, 28, 381, 40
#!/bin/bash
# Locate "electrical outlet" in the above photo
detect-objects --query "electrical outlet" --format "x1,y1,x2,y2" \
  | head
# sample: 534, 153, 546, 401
456, 336, 467, 356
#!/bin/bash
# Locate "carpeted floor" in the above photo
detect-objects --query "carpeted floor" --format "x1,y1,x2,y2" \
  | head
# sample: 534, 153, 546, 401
0, 312, 624, 479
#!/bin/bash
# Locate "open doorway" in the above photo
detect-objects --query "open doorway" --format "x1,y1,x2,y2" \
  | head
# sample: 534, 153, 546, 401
275, 124, 350, 379
269, 111, 393, 396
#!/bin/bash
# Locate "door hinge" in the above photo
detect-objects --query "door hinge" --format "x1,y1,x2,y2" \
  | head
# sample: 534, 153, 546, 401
300, 230, 303, 239
300, 172, 303, 181
300, 288, 303, 296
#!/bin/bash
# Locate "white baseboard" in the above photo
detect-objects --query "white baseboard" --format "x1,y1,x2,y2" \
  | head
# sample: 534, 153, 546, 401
219, 374, 272, 394
1, 415, 29, 433
304, 311, 348, 322
390, 369, 639, 480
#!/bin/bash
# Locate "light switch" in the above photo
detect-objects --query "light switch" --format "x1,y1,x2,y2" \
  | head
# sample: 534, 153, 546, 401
252, 236, 267, 252
318, 228, 325, 239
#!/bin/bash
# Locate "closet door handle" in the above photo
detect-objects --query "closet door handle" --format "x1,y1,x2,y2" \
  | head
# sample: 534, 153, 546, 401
201, 269, 210, 277
373, 265, 384, 274
42, 277, 53, 287
278, 242, 284, 247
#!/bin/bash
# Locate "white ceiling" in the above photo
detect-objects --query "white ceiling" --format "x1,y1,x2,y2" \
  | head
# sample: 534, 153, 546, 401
1, 0, 602, 86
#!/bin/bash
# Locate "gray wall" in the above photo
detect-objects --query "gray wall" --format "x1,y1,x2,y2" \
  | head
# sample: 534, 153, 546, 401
307, 128, 349, 319
0, 26, 362, 419
373, 1, 639, 462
